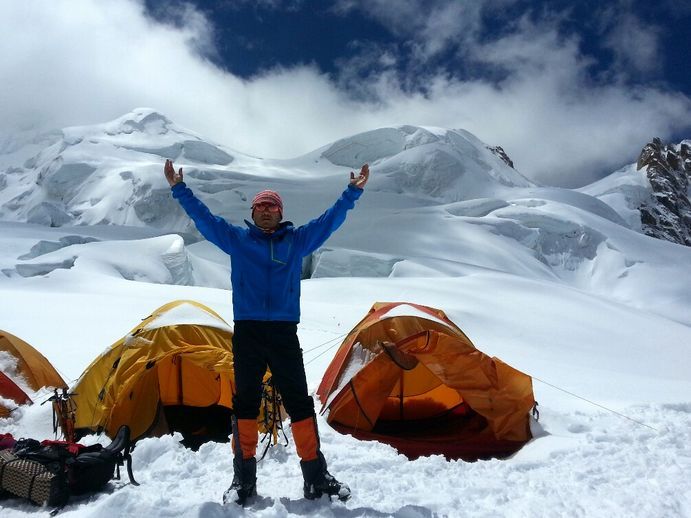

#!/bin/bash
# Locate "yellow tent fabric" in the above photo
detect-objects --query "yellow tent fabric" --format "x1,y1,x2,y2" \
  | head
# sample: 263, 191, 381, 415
70, 300, 262, 443
317, 302, 535, 460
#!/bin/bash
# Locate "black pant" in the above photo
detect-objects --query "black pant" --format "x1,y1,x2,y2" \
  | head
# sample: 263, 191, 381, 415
232, 320, 315, 422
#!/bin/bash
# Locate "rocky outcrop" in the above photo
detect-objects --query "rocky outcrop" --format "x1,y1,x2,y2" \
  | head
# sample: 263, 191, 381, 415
637, 138, 691, 246
486, 145, 515, 169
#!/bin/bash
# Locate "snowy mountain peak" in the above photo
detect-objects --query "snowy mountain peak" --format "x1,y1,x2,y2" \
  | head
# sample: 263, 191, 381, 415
321, 126, 446, 167
101, 108, 174, 137
0, 111, 239, 227
57, 109, 180, 147
321, 125, 534, 203
55, 109, 236, 168
61, 108, 208, 149
0, 115, 539, 227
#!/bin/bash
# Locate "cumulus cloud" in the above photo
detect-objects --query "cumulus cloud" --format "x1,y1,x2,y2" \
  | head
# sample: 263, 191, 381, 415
0, 0, 689, 188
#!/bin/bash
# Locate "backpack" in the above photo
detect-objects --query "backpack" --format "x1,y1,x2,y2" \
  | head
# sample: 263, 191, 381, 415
0, 425, 137, 511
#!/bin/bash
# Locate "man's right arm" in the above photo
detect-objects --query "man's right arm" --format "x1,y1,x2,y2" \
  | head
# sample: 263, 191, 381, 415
171, 182, 239, 255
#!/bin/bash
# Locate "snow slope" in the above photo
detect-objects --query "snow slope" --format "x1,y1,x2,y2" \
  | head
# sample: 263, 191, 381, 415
1, 111, 690, 517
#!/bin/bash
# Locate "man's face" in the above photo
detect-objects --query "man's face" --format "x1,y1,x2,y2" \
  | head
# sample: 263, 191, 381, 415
252, 202, 282, 231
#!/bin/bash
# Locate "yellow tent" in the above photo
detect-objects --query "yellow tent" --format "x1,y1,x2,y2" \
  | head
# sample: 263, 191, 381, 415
70, 300, 261, 446
0, 330, 67, 417
317, 302, 536, 460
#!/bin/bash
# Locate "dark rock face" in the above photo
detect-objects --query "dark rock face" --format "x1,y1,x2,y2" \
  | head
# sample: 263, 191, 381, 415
636, 138, 691, 246
487, 145, 515, 169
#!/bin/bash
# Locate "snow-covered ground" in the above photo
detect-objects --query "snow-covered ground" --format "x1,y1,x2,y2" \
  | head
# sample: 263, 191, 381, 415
1, 111, 690, 517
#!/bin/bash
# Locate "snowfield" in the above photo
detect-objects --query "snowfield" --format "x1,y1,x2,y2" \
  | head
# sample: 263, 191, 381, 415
1, 111, 690, 517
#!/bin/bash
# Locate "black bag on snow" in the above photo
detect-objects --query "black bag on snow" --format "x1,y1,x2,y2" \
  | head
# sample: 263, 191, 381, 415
0, 425, 137, 508
0, 447, 69, 507
65, 424, 137, 495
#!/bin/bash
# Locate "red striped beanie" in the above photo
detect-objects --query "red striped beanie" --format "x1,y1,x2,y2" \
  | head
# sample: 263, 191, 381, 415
251, 190, 283, 216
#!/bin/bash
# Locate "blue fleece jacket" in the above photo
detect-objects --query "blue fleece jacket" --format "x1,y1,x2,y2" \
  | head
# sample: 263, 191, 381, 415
171, 182, 363, 322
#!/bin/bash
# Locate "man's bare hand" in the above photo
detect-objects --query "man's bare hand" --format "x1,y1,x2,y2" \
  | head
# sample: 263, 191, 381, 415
164, 159, 183, 187
349, 164, 369, 189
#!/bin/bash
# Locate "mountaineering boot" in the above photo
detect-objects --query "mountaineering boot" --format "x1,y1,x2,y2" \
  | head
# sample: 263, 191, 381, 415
300, 451, 351, 501
224, 416, 259, 506
223, 456, 257, 506
293, 414, 350, 501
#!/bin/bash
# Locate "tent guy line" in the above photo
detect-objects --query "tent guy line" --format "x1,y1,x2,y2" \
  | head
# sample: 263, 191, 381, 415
301, 324, 659, 433
303, 337, 347, 367
301, 333, 349, 356
530, 375, 658, 432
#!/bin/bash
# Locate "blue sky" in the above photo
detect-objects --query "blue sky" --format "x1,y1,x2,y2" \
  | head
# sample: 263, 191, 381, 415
146, 0, 691, 98
1, 0, 690, 186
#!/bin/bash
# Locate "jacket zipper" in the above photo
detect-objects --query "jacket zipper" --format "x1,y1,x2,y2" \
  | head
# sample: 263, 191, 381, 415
266, 239, 272, 319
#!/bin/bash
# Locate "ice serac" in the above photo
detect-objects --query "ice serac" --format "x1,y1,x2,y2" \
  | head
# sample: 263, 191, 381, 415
636, 138, 691, 246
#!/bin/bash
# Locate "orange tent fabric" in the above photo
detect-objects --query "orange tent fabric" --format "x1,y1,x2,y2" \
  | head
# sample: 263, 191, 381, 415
0, 330, 67, 392
0, 330, 66, 417
317, 302, 535, 460
0, 371, 32, 418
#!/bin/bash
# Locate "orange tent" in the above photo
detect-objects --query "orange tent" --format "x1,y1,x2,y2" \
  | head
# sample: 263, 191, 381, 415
317, 302, 536, 460
0, 371, 32, 417
0, 330, 67, 392
0, 330, 67, 417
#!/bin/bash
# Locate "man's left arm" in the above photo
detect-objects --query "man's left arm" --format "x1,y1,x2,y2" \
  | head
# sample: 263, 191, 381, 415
296, 164, 369, 256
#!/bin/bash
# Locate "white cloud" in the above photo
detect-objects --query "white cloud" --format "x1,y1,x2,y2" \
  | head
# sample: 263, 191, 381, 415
0, 0, 689, 188
602, 11, 662, 76
333, 0, 485, 63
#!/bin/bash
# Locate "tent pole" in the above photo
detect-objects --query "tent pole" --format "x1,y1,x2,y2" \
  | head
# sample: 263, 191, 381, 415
399, 372, 404, 420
